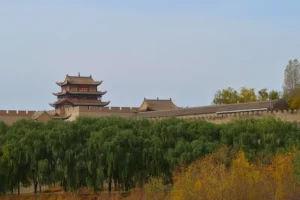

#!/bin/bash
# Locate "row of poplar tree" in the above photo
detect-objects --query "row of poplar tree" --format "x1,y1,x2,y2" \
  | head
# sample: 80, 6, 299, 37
0, 116, 300, 194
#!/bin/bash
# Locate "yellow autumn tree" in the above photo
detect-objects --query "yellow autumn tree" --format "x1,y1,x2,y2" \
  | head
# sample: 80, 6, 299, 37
239, 87, 257, 103
269, 150, 300, 199
171, 147, 232, 200
170, 148, 300, 200
145, 177, 168, 200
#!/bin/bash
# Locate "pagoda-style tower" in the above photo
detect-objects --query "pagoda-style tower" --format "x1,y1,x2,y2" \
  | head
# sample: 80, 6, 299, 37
50, 74, 110, 110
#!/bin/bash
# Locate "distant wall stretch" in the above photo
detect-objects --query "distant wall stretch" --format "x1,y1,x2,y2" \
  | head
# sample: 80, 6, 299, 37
0, 107, 140, 125
77, 106, 139, 113
0, 110, 36, 125
2, 108, 300, 125
0, 110, 36, 116
160, 109, 300, 124
55, 106, 139, 121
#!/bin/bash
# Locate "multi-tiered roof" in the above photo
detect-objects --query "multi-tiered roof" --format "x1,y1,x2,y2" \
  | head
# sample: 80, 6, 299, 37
50, 74, 110, 109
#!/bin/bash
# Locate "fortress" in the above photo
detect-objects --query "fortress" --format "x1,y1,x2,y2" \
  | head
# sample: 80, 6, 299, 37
0, 74, 298, 125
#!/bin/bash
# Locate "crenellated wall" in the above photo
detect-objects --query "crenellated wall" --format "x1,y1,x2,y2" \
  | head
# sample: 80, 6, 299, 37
153, 109, 300, 124
61, 106, 139, 121
0, 110, 36, 125
47, 110, 58, 115
0, 106, 140, 125
78, 106, 139, 113
2, 107, 300, 125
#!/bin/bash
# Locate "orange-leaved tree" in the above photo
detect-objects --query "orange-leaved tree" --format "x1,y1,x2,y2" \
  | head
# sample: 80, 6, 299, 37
170, 148, 300, 200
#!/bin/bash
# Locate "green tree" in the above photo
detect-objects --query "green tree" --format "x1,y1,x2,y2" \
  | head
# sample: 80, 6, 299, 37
213, 87, 240, 105
258, 88, 269, 101
239, 87, 257, 103
0, 121, 8, 194
21, 129, 50, 194
269, 90, 280, 100
0, 119, 42, 194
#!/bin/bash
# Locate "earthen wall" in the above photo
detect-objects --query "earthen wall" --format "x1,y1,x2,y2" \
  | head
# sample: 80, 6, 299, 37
0, 110, 36, 125
158, 109, 300, 124
1, 108, 300, 125
64, 106, 137, 121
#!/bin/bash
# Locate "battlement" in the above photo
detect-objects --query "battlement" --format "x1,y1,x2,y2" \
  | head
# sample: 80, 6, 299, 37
78, 106, 139, 113
0, 107, 299, 125
0, 110, 36, 116
47, 110, 57, 115
215, 109, 298, 118
147, 109, 300, 124
0, 110, 38, 125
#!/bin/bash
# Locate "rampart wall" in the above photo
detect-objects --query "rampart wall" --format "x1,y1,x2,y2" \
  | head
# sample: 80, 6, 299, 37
78, 106, 139, 113
0, 110, 36, 125
63, 107, 300, 124
165, 109, 300, 124
62, 106, 139, 121
77, 106, 138, 119
0, 106, 139, 125
1, 108, 300, 125
47, 110, 58, 115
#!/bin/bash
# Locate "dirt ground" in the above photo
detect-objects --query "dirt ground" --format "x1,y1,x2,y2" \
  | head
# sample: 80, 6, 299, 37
0, 193, 124, 200
0, 188, 146, 200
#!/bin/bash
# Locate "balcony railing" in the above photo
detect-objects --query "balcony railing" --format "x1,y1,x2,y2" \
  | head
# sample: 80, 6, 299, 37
68, 88, 97, 92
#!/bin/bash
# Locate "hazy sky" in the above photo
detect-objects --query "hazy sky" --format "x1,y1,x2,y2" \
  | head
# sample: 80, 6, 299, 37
0, 1, 299, 110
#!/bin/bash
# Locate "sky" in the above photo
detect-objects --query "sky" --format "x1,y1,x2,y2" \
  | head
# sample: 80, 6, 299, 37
0, 0, 300, 110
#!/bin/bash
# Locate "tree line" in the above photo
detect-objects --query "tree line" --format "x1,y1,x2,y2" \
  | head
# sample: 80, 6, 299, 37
0, 116, 300, 195
213, 87, 280, 105
213, 59, 300, 109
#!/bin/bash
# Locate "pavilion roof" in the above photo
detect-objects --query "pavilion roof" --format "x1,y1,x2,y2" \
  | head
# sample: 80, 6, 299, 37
56, 74, 103, 86
139, 98, 179, 112
53, 91, 107, 96
50, 98, 110, 107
